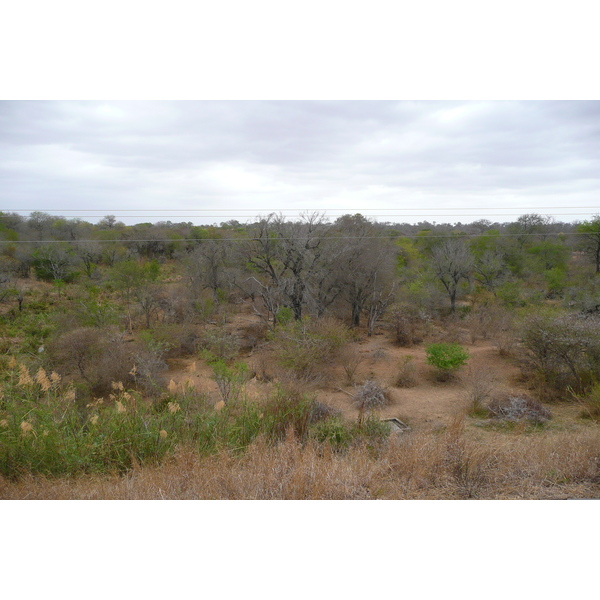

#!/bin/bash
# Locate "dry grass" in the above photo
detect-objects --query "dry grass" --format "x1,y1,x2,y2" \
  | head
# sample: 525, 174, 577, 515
2, 423, 599, 500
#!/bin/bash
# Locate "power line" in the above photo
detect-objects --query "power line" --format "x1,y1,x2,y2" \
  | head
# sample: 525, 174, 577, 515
0, 231, 591, 244
3, 206, 599, 213
0, 214, 597, 218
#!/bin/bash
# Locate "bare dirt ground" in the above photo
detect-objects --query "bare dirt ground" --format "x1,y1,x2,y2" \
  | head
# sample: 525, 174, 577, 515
165, 307, 537, 432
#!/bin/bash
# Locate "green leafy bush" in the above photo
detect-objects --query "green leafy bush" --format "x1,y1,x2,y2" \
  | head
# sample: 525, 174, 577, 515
426, 343, 469, 380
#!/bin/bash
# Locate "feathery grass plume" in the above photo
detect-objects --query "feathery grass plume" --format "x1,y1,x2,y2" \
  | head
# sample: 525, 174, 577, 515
0, 419, 8, 427
35, 367, 51, 392
168, 379, 178, 394
167, 401, 181, 413
116, 401, 127, 414
18, 364, 33, 387
89, 414, 99, 425
64, 388, 76, 402
159, 429, 168, 439
8, 356, 17, 369
20, 421, 33, 435
214, 400, 225, 412
111, 381, 124, 391
49, 371, 61, 385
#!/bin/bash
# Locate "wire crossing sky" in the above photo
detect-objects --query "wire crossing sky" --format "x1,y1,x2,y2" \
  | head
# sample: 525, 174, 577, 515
2, 101, 599, 225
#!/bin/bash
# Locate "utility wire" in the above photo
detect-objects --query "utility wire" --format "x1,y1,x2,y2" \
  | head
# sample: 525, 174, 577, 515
4, 206, 600, 212
0, 231, 592, 244
0, 213, 597, 219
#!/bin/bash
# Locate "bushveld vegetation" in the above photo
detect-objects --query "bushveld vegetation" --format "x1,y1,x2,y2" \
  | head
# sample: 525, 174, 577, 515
1, 211, 600, 499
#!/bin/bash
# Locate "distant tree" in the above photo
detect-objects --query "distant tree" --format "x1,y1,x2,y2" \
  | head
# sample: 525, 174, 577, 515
473, 249, 507, 294
74, 241, 103, 278
98, 214, 120, 229
187, 238, 232, 300
32, 245, 77, 282
28, 211, 55, 240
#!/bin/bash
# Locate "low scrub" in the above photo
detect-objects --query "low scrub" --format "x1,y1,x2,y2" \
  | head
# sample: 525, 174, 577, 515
521, 311, 600, 398
270, 317, 350, 383
487, 394, 551, 424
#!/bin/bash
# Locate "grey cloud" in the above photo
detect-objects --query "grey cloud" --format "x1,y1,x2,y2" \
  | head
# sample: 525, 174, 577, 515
1, 100, 599, 223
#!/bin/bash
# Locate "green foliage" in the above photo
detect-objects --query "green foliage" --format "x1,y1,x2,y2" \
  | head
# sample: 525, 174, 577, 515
495, 281, 526, 307
275, 306, 294, 325
544, 267, 567, 297
526, 240, 569, 272
469, 229, 500, 258
310, 417, 353, 448
210, 360, 249, 404
426, 343, 469, 376
0, 362, 176, 478
32, 245, 78, 283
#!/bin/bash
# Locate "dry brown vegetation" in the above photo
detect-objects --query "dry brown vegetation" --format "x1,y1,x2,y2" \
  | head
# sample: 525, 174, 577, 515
2, 423, 599, 500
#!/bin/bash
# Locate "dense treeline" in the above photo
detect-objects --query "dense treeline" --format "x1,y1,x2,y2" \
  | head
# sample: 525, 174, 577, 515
1, 210, 600, 322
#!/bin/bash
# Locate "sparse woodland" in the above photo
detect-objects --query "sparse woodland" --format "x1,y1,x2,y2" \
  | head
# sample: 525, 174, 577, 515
2, 211, 600, 499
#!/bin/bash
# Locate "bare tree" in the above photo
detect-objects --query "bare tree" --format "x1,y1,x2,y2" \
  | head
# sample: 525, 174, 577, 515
186, 238, 233, 300
473, 249, 506, 294
431, 239, 474, 312
243, 213, 328, 321
331, 216, 398, 327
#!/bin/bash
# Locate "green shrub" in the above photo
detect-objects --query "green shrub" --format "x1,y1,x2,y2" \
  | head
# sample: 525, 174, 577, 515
210, 360, 249, 404
426, 343, 469, 380
310, 417, 352, 449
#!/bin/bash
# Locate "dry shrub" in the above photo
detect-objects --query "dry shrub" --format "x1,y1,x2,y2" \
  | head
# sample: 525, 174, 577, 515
260, 386, 333, 442
354, 379, 391, 410
353, 379, 392, 426
487, 393, 551, 424
197, 328, 240, 362
465, 305, 496, 344
161, 285, 196, 324
339, 344, 364, 385
390, 305, 425, 347
271, 317, 350, 384
573, 383, 600, 422
395, 355, 417, 388
520, 311, 600, 397
238, 320, 268, 353
145, 324, 200, 358
463, 367, 497, 417
45, 326, 134, 394
479, 306, 517, 356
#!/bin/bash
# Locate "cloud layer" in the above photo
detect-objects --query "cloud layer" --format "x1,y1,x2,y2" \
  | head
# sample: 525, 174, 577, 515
1, 101, 599, 224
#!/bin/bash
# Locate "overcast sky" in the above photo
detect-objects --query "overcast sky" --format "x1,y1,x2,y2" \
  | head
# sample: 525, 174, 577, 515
1, 100, 599, 226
